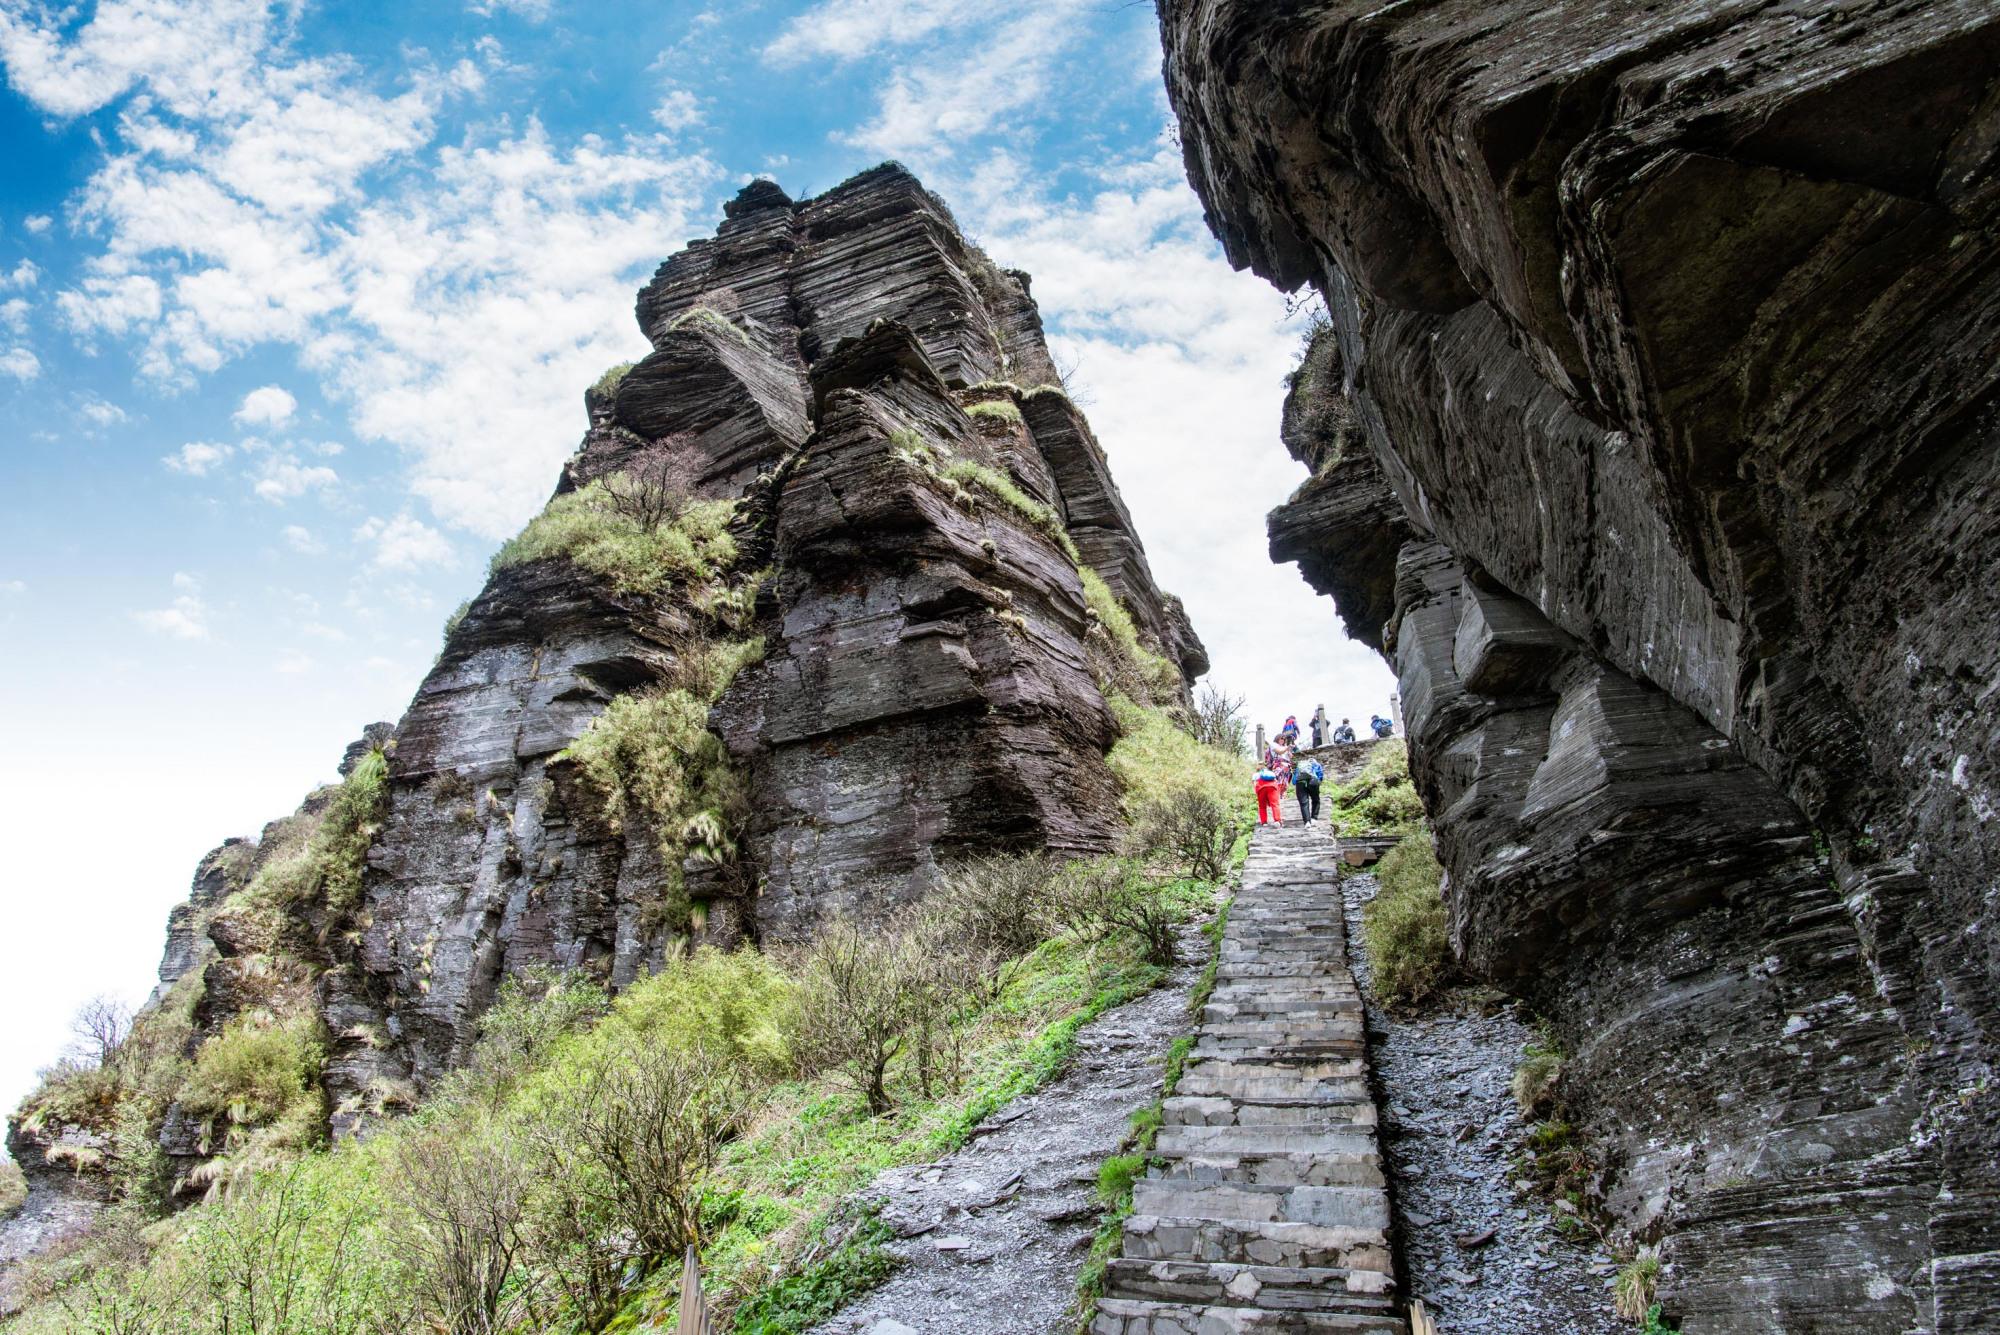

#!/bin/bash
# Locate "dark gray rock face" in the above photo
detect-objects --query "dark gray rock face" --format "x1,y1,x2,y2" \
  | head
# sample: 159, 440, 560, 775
1162, 2, 2000, 1328
294, 165, 1199, 1106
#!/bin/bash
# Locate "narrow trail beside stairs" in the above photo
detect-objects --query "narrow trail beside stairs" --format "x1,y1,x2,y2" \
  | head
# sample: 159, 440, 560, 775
1093, 822, 1405, 1334
813, 923, 1206, 1335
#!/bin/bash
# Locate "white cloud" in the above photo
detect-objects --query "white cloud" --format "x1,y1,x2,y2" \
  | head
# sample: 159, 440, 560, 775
0, 346, 37, 380
23, 215, 51, 233
0, 298, 28, 332
355, 513, 454, 571
163, 440, 231, 474
771, 0, 1091, 160
281, 523, 324, 554
4, 5, 717, 538
132, 572, 208, 639
468, 0, 553, 19
79, 395, 127, 425
300, 620, 345, 642
939, 136, 1398, 736
0, 579, 25, 594
764, 0, 977, 64
252, 453, 338, 501
651, 88, 701, 133
275, 648, 314, 674
233, 383, 295, 426
2, 259, 37, 288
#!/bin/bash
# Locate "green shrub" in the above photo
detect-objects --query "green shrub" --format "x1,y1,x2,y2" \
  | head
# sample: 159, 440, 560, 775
1362, 834, 1452, 1007
1095, 1153, 1145, 1205
0, 1158, 24, 1219
180, 1013, 327, 1148
1325, 740, 1424, 835
492, 479, 737, 597
1127, 784, 1238, 882
556, 683, 749, 928
228, 748, 387, 929
445, 966, 610, 1102
441, 597, 472, 646
1050, 859, 1179, 968
730, 1211, 896, 1334
602, 947, 793, 1080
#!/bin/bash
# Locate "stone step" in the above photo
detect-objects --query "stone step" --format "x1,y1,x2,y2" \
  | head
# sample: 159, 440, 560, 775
1130, 1181, 1391, 1233
1103, 1257, 1398, 1312
1090, 1297, 1408, 1334
1164, 1096, 1376, 1129
1181, 1057, 1364, 1081
1174, 1072, 1370, 1103
1118, 1214, 1393, 1272
1156, 1124, 1379, 1157
1154, 1148, 1385, 1190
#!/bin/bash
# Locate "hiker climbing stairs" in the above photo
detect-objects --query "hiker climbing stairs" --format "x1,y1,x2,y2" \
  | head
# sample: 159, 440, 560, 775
1093, 822, 1406, 1333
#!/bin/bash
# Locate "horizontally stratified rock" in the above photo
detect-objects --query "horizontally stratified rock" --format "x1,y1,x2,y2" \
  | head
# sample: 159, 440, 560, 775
1163, 2, 2000, 1329
318, 164, 1204, 1107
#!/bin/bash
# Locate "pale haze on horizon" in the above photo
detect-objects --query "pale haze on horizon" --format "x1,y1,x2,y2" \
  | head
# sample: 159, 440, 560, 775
0, 0, 1396, 1130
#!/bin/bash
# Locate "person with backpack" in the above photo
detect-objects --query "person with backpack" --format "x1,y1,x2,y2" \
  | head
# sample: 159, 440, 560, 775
1332, 718, 1356, 745
1254, 767, 1284, 825
1370, 714, 1395, 739
1295, 756, 1325, 825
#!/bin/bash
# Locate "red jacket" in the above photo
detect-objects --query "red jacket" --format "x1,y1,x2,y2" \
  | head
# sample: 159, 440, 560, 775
1254, 777, 1281, 802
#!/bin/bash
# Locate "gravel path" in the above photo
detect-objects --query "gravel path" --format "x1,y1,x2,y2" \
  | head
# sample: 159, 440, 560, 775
0, 1164, 101, 1315
1338, 861, 1625, 1335
812, 924, 1207, 1335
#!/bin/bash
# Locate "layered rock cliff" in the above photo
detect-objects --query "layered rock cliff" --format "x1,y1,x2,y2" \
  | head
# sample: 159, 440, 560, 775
7, 165, 1204, 1199
1162, 2, 2000, 1330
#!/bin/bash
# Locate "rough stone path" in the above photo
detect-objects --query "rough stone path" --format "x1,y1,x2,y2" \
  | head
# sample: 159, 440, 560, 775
1339, 866, 1626, 1335
813, 923, 1206, 1335
1093, 823, 1406, 1333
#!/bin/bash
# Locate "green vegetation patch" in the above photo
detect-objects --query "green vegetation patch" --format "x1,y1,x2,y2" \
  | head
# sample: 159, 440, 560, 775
963, 399, 1024, 426
1324, 740, 1423, 836
1361, 833, 1452, 1008
592, 361, 636, 398
0, 1158, 25, 1219
492, 479, 738, 597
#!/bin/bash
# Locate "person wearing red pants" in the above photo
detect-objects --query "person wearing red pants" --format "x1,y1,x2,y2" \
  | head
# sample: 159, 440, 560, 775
1254, 768, 1284, 825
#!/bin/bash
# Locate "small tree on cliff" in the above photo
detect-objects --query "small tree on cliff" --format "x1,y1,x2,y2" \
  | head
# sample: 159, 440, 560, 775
601, 448, 701, 533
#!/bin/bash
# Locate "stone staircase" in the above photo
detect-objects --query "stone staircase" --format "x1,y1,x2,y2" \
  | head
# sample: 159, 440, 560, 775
1092, 823, 1406, 1334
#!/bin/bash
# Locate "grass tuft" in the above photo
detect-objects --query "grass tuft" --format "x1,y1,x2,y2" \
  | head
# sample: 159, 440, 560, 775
1360, 833, 1452, 1008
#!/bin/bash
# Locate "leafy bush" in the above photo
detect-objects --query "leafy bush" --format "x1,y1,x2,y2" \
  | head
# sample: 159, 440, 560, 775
1361, 834, 1452, 1007
0, 1158, 24, 1218
445, 967, 610, 1103
441, 597, 472, 646
387, 1117, 530, 1335
1189, 683, 1248, 757
782, 918, 932, 1115
491, 478, 737, 597
1127, 784, 1238, 882
927, 852, 1059, 961
239, 748, 388, 925
1050, 859, 1178, 968
556, 678, 752, 931
179, 1012, 328, 1173
603, 946, 792, 1080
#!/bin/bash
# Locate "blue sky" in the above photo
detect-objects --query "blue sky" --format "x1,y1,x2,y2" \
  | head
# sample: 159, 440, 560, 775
0, 0, 1395, 1122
